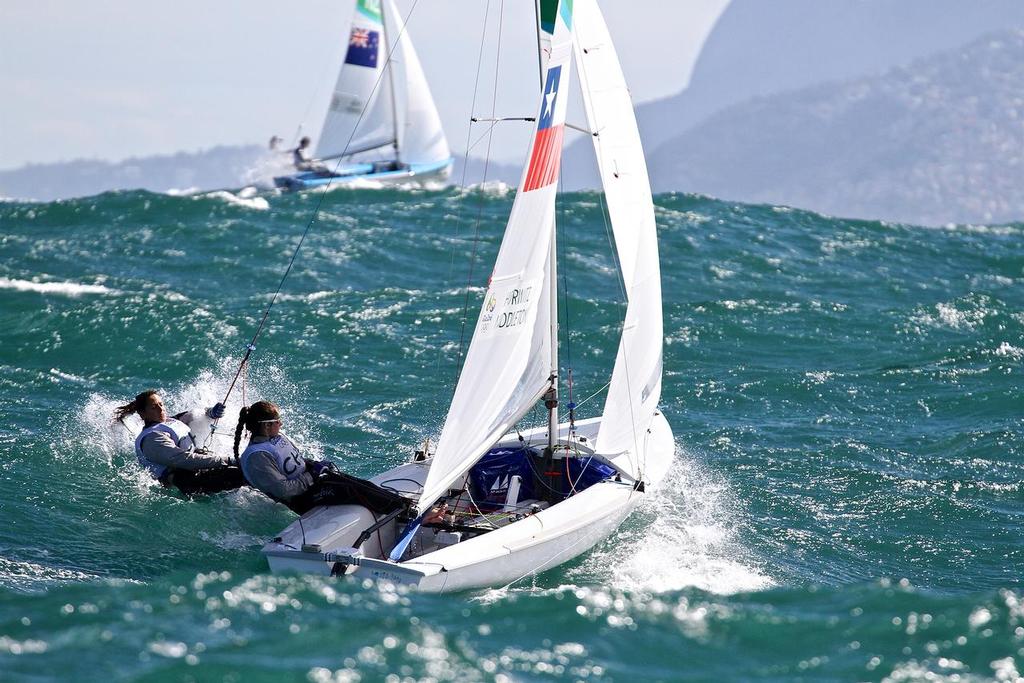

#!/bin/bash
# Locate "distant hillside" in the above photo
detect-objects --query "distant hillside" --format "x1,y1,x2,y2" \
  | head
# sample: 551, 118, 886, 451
647, 29, 1024, 226
0, 146, 273, 201
0, 145, 522, 202
562, 0, 1024, 191
637, 0, 1024, 151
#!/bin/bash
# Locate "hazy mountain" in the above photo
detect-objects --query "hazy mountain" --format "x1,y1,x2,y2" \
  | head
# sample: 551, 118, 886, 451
562, 0, 1024, 190
0, 145, 523, 202
0, 146, 275, 201
451, 156, 521, 189
648, 29, 1024, 226
639, 0, 1024, 150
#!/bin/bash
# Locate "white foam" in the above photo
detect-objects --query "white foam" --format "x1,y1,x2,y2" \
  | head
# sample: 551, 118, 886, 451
201, 190, 269, 211
239, 152, 296, 189
351, 177, 397, 191
275, 290, 338, 303
908, 300, 989, 333
72, 359, 323, 474
0, 556, 103, 591
198, 529, 270, 551
164, 186, 202, 196
48, 368, 93, 385
994, 341, 1024, 360
578, 452, 774, 595
0, 277, 117, 297
456, 180, 512, 197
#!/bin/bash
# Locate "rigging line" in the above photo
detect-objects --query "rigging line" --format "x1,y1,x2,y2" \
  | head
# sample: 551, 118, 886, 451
465, 121, 503, 156
576, 36, 645, 479
452, 0, 506, 391
556, 162, 573, 414
289, 40, 341, 147
574, 380, 610, 410
435, 0, 494, 380
532, 0, 544, 87
215, 0, 423, 417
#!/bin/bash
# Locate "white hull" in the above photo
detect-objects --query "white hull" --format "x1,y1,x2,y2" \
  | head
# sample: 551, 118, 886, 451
262, 412, 674, 592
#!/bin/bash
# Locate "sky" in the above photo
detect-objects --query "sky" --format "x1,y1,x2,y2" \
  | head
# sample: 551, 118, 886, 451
0, 1, 729, 171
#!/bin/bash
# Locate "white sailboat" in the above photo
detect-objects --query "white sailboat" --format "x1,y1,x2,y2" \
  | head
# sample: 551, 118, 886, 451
274, 0, 452, 191
261, 0, 674, 591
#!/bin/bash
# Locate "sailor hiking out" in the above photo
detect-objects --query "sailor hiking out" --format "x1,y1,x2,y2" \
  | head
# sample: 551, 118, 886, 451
114, 390, 247, 495
234, 401, 407, 515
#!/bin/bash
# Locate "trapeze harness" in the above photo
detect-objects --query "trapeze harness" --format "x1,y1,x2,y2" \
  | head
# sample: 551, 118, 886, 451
134, 418, 195, 482
240, 435, 306, 503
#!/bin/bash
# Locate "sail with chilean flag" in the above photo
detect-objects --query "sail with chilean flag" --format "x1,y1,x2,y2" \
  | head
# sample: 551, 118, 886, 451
414, 0, 576, 516
523, 66, 565, 191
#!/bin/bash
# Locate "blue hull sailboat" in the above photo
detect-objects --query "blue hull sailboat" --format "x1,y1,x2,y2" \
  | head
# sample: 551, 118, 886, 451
274, 0, 452, 191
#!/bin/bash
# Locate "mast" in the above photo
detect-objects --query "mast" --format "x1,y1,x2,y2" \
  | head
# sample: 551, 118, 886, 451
533, 0, 545, 86
540, 0, 558, 456
546, 213, 559, 454
380, 0, 401, 159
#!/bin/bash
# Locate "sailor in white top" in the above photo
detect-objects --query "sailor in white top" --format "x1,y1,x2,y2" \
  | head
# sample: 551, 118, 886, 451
233, 401, 408, 515
115, 390, 246, 495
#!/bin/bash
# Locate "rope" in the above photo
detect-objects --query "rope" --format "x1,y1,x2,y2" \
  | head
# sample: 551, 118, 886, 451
451, 0, 506, 390
575, 380, 611, 410
206, 0, 423, 446
434, 0, 492, 381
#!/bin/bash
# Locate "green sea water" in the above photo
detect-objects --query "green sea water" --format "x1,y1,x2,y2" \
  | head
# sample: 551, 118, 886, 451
0, 187, 1022, 681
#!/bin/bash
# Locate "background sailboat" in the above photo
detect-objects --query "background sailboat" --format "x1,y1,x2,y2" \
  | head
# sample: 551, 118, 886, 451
274, 0, 452, 191
260, 0, 674, 591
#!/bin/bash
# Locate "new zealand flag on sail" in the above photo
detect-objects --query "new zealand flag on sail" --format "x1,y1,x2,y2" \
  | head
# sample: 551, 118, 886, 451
345, 28, 379, 68
524, 65, 564, 192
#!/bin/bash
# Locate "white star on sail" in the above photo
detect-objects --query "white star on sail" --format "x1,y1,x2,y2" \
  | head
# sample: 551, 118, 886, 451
542, 80, 557, 120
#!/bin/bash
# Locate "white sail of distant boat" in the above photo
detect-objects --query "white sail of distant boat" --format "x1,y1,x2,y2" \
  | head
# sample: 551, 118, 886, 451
274, 0, 452, 191
260, 0, 675, 592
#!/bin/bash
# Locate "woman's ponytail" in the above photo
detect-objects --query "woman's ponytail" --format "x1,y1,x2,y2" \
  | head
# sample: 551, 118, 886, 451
233, 406, 249, 458
232, 401, 280, 458
113, 389, 158, 424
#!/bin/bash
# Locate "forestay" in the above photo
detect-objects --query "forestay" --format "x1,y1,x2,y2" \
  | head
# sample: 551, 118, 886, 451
573, 0, 664, 480
316, 0, 396, 159
416, 1, 577, 514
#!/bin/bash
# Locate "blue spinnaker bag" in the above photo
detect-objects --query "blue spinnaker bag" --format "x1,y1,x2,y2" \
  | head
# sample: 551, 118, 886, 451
469, 446, 536, 510
563, 457, 616, 495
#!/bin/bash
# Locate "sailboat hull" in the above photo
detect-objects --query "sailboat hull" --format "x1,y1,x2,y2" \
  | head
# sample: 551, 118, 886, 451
260, 412, 674, 592
273, 158, 453, 192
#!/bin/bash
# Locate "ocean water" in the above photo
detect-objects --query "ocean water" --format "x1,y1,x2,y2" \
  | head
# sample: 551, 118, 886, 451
0, 186, 1022, 682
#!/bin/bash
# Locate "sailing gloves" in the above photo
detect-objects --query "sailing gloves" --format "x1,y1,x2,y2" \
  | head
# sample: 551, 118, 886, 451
306, 459, 334, 478
207, 403, 226, 419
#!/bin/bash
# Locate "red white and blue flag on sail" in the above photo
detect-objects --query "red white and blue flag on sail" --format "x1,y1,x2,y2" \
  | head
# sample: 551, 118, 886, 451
523, 66, 565, 192
345, 28, 379, 67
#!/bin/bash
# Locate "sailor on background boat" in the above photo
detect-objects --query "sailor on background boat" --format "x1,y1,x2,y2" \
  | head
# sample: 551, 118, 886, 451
114, 390, 246, 495
234, 401, 407, 515
291, 137, 328, 173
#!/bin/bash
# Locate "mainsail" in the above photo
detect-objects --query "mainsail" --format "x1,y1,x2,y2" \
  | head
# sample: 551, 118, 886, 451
416, 1, 577, 515
313, 0, 450, 166
316, 0, 396, 159
573, 0, 663, 479
382, 0, 450, 165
